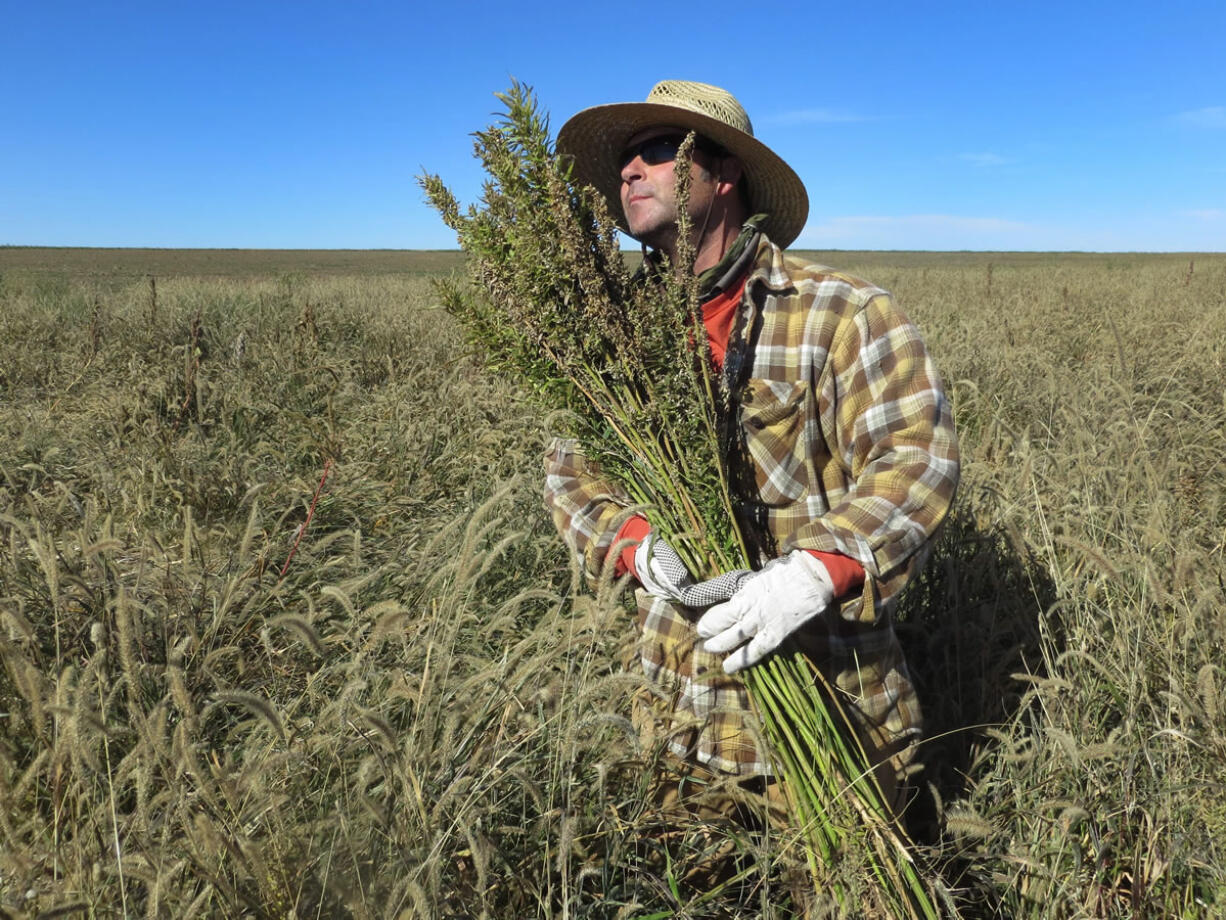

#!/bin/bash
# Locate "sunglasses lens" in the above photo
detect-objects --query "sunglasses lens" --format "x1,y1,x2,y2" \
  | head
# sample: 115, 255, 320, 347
639, 138, 682, 165
618, 136, 683, 169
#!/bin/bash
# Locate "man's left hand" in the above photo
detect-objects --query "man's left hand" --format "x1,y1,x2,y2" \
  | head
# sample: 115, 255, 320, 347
695, 551, 835, 673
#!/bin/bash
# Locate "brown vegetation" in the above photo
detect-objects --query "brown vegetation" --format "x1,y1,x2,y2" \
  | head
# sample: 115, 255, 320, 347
0, 250, 1222, 917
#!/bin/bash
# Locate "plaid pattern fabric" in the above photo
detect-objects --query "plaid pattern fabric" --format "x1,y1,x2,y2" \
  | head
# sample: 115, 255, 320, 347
543, 234, 959, 777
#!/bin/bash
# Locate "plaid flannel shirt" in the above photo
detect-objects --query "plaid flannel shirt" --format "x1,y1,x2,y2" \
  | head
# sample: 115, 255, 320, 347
544, 233, 959, 777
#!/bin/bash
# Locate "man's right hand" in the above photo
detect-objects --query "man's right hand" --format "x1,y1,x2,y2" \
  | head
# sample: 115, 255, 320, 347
633, 530, 695, 602
633, 529, 754, 609
615, 516, 751, 608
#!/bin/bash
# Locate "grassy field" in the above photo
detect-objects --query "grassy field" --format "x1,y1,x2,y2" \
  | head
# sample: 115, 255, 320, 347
0, 249, 1223, 918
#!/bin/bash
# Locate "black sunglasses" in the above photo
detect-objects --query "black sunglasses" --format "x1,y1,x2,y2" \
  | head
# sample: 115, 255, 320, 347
617, 134, 724, 171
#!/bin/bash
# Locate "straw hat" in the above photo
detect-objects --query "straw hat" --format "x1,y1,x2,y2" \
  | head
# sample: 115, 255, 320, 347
556, 80, 809, 249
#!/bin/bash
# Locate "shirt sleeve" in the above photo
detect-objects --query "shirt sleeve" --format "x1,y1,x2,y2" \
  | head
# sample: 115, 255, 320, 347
804, 549, 865, 598
789, 291, 960, 612
542, 437, 639, 585
611, 514, 651, 578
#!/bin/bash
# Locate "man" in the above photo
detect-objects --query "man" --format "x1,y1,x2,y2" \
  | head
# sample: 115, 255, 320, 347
543, 80, 959, 815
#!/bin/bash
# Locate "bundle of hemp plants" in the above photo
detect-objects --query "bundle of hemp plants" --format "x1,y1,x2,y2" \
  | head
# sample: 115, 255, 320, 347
420, 82, 944, 919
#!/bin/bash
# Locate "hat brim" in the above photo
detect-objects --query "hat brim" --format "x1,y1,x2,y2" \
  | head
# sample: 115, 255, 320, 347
556, 101, 808, 250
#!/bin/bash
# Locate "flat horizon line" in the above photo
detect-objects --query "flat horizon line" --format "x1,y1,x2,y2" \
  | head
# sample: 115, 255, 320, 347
2, 244, 1221, 256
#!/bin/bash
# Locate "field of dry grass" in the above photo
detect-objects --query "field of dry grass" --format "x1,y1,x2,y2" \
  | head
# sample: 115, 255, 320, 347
0, 247, 468, 280
0, 249, 1223, 917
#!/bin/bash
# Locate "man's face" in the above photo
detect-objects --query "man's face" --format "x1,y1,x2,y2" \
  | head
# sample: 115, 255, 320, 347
618, 126, 722, 249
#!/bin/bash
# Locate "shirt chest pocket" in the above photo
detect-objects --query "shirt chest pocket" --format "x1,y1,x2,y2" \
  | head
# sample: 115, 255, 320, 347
738, 378, 809, 506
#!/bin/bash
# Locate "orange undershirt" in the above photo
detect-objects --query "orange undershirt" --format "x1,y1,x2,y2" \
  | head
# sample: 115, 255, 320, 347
611, 274, 865, 598
700, 276, 743, 368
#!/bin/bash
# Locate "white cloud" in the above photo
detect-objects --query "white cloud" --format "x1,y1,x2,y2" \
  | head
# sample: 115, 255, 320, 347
761, 108, 869, 125
791, 212, 1226, 252
1174, 106, 1226, 128
958, 152, 1013, 167
796, 214, 1037, 250
1181, 208, 1225, 220
811, 214, 1030, 234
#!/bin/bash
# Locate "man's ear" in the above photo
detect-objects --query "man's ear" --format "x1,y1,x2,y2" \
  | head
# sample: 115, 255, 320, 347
716, 157, 744, 195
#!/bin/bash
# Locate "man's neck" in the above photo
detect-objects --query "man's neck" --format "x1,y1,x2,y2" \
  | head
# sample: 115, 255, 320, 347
658, 213, 746, 276
691, 221, 744, 275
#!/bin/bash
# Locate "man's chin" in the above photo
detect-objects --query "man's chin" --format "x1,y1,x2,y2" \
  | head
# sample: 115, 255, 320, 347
625, 223, 675, 251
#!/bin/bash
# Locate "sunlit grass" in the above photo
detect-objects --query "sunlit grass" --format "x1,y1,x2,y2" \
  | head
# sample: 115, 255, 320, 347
0, 252, 1223, 916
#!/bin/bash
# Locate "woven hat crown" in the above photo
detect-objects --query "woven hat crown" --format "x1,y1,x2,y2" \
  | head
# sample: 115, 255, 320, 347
646, 80, 754, 138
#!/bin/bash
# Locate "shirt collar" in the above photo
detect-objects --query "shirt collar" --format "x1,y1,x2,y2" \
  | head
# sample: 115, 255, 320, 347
696, 213, 768, 302
744, 226, 802, 295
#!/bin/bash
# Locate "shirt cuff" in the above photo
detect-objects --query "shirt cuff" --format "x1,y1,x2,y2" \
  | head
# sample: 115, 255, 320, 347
609, 515, 651, 577
803, 549, 865, 598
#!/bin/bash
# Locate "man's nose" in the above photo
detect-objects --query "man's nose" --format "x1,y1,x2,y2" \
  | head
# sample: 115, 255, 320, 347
620, 156, 645, 183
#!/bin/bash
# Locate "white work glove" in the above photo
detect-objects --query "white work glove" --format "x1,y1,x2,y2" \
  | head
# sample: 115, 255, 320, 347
695, 550, 835, 674
633, 531, 752, 608
633, 530, 695, 602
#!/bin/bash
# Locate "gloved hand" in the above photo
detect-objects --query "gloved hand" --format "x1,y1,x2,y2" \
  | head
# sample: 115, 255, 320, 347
695, 550, 835, 673
632, 530, 696, 602
632, 530, 751, 609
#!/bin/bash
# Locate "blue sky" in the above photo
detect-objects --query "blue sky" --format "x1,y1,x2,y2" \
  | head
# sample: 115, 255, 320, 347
3, 0, 1223, 252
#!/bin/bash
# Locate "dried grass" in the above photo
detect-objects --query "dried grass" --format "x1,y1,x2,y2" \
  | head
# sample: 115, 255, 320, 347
0, 252, 1223, 916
